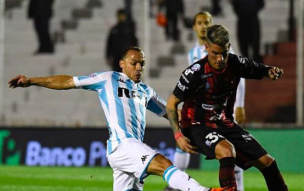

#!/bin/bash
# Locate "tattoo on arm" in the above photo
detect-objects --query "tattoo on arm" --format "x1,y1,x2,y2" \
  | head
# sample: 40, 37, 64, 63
167, 108, 180, 134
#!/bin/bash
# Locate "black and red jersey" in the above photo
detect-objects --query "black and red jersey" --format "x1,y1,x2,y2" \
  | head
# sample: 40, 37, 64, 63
173, 53, 270, 129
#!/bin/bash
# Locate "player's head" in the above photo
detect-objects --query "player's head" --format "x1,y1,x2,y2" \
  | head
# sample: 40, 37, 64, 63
117, 9, 127, 22
120, 46, 145, 83
192, 11, 212, 40
205, 24, 231, 70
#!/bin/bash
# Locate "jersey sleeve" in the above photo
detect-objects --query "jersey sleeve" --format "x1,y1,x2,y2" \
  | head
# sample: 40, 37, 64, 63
235, 78, 245, 107
230, 54, 271, 79
173, 64, 201, 101
73, 71, 110, 92
146, 87, 167, 117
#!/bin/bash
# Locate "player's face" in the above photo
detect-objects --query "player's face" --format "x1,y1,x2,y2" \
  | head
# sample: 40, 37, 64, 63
193, 14, 212, 40
205, 42, 230, 71
120, 50, 145, 83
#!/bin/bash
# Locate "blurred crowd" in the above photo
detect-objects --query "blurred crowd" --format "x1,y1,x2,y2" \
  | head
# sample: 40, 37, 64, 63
23, 0, 265, 69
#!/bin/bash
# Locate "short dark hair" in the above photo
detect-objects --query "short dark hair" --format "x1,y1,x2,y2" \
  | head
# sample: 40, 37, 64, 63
192, 11, 212, 26
206, 24, 230, 46
121, 46, 143, 59
117, 9, 126, 16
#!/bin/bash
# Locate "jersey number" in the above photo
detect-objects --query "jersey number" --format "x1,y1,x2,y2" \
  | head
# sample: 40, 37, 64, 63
205, 132, 220, 144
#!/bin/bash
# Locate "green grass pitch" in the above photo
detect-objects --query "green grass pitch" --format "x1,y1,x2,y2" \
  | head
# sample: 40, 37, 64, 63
0, 166, 302, 191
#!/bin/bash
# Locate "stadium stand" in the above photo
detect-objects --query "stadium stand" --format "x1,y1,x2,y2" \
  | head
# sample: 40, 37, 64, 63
3, 0, 292, 127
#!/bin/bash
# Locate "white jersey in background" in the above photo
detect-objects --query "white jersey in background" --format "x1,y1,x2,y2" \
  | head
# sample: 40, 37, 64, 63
187, 42, 245, 108
73, 71, 167, 156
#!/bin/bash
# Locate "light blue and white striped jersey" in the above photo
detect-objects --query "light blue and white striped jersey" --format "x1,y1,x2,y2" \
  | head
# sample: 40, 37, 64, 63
73, 71, 167, 155
187, 42, 209, 65
187, 42, 245, 107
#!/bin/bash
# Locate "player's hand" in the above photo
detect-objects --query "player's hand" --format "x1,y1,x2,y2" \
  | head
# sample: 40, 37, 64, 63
176, 135, 198, 154
8, 75, 31, 88
268, 67, 283, 80
235, 107, 245, 124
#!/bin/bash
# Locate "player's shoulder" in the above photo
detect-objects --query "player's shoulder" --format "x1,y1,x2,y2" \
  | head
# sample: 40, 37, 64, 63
228, 46, 235, 54
194, 56, 208, 68
182, 60, 206, 77
139, 82, 153, 92
228, 53, 245, 64
138, 82, 157, 98
187, 45, 201, 56
188, 46, 196, 55
110, 25, 119, 34
84, 71, 113, 82
94, 71, 112, 77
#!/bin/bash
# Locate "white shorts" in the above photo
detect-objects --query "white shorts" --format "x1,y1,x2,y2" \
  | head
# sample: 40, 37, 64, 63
107, 138, 159, 191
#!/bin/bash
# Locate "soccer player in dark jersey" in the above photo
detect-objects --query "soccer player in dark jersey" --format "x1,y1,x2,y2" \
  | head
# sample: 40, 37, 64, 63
165, 11, 245, 191
166, 24, 288, 191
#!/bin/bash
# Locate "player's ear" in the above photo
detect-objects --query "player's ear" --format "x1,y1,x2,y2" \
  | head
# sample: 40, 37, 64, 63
205, 43, 209, 51
119, 59, 124, 69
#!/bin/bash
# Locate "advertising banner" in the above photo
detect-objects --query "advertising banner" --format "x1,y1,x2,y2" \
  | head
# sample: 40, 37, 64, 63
0, 127, 200, 168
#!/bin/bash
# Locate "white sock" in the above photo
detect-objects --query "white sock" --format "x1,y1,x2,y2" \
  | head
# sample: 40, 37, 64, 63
235, 165, 244, 191
163, 165, 210, 191
174, 147, 190, 171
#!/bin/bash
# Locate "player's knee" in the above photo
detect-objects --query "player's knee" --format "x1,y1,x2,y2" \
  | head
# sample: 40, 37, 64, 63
215, 140, 236, 159
147, 154, 173, 176
253, 154, 275, 170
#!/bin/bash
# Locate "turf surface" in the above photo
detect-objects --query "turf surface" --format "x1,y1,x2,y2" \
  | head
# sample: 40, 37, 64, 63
0, 166, 302, 191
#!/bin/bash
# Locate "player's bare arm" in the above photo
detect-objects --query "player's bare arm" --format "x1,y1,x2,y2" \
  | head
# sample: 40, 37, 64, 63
166, 95, 182, 134
235, 107, 245, 124
267, 67, 284, 80
162, 110, 181, 121
8, 75, 76, 90
166, 94, 198, 154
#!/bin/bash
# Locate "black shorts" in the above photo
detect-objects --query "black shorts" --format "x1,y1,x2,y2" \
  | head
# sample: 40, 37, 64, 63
181, 124, 268, 170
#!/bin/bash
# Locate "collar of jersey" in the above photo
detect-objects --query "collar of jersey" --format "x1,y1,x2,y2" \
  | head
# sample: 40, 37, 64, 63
196, 41, 207, 51
119, 72, 143, 85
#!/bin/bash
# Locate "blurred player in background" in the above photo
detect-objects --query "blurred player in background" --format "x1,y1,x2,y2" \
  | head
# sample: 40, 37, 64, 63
28, 0, 55, 54
165, 12, 245, 191
9, 47, 234, 191
166, 25, 287, 191
106, 9, 138, 72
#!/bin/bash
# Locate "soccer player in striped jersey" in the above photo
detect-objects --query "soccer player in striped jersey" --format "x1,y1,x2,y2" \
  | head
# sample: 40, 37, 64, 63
8, 47, 234, 191
165, 12, 245, 191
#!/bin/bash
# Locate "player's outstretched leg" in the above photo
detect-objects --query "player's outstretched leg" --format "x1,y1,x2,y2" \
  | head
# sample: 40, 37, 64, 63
151, 154, 236, 191
260, 162, 288, 191
163, 147, 191, 191
163, 165, 235, 191
252, 154, 288, 191
210, 187, 236, 191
